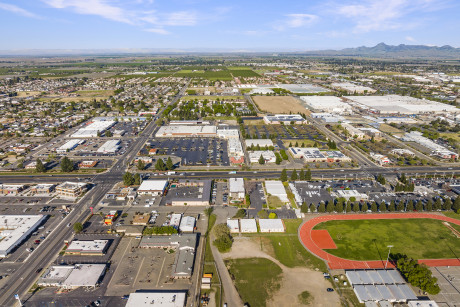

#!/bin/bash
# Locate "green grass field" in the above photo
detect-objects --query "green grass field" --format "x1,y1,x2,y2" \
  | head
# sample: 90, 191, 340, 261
225, 258, 282, 307
314, 219, 460, 260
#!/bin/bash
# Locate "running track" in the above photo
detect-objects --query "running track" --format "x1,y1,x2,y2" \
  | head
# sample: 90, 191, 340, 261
298, 213, 460, 270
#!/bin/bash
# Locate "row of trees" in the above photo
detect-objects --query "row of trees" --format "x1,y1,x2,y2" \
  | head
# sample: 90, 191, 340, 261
396, 255, 440, 295
300, 196, 460, 214
34, 157, 74, 173
213, 223, 233, 252
280, 169, 312, 182
123, 172, 142, 186
155, 157, 174, 171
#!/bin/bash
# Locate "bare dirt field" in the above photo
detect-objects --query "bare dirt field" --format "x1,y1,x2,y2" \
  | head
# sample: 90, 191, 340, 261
222, 236, 341, 307
252, 96, 309, 114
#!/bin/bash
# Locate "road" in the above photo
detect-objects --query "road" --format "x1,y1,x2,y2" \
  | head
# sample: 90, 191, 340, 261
0, 81, 190, 307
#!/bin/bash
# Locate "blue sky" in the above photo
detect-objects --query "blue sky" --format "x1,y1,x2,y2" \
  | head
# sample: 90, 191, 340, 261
0, 0, 459, 51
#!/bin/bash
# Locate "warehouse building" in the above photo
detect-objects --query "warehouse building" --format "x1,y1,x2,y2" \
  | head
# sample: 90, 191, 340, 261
56, 182, 88, 198
346, 270, 417, 303
240, 219, 258, 233
97, 139, 121, 154
65, 240, 109, 256
288, 147, 351, 163
301, 96, 353, 114
229, 178, 245, 200
226, 219, 240, 233
170, 214, 182, 229
263, 114, 307, 125
0, 215, 46, 257
57, 139, 84, 153
342, 123, 366, 139
245, 139, 274, 148
137, 180, 168, 196
249, 151, 277, 163
156, 125, 217, 138
72, 120, 115, 138
179, 216, 196, 233
311, 113, 345, 123
402, 131, 458, 159
38, 264, 106, 289
265, 181, 289, 203
139, 234, 197, 279
169, 180, 211, 206
332, 82, 376, 94
125, 291, 187, 307
258, 219, 285, 233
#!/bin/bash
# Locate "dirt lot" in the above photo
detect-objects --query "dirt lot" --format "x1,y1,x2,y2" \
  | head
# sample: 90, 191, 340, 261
222, 236, 340, 307
252, 96, 309, 114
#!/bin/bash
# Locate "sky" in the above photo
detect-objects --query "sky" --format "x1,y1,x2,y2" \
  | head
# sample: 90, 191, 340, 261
0, 0, 459, 51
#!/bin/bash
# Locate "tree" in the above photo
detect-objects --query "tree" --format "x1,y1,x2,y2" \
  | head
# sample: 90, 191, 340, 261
280, 169, 287, 182
335, 201, 344, 213
396, 256, 440, 295
213, 223, 233, 252
345, 201, 352, 213
258, 154, 265, 165
233, 209, 246, 219
60, 157, 74, 172
416, 200, 423, 212
291, 169, 298, 181
400, 173, 407, 184
352, 202, 360, 212
123, 172, 135, 186
305, 168, 312, 180
204, 207, 214, 217
371, 202, 378, 212
388, 201, 395, 212
269, 212, 278, 219
443, 197, 452, 211
137, 159, 145, 171
258, 210, 269, 219
406, 200, 414, 212
166, 157, 174, 170
318, 203, 326, 213
453, 196, 460, 212
326, 202, 334, 213
397, 201, 404, 212
300, 202, 309, 213
426, 199, 433, 212
73, 222, 83, 233
155, 159, 165, 171
361, 202, 369, 212
434, 198, 442, 211
134, 173, 141, 185
299, 169, 305, 181
35, 158, 46, 173
105, 130, 113, 137
380, 201, 387, 212
309, 203, 316, 213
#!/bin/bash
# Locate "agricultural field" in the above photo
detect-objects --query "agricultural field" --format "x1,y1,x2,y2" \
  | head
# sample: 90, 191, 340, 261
314, 219, 460, 261
243, 124, 326, 141
75, 90, 115, 97
252, 96, 309, 114
378, 123, 405, 135
225, 258, 282, 307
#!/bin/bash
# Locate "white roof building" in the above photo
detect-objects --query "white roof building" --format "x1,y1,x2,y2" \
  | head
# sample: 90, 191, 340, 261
66, 240, 109, 255
229, 178, 245, 199
265, 181, 288, 203
137, 180, 168, 195
249, 151, 276, 163
258, 219, 285, 233
125, 291, 187, 307
0, 215, 46, 257
97, 140, 121, 153
179, 216, 196, 232
240, 219, 258, 233
156, 125, 217, 137
71, 120, 115, 138
38, 264, 106, 289
170, 213, 182, 228
57, 139, 84, 153
226, 219, 240, 233
301, 96, 353, 114
245, 139, 274, 148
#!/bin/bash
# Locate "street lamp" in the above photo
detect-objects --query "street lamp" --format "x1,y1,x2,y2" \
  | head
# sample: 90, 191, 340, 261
385, 245, 394, 269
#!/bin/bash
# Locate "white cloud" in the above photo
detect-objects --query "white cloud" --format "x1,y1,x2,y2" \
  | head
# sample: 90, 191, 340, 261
145, 28, 169, 35
405, 36, 416, 42
163, 11, 197, 26
274, 13, 318, 31
335, 0, 445, 33
0, 2, 41, 18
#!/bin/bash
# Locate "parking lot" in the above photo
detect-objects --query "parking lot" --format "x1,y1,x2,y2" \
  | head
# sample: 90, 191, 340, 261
107, 121, 148, 137
148, 138, 230, 166
430, 266, 460, 306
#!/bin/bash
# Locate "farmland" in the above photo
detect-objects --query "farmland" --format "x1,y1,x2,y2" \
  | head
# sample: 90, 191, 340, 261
252, 96, 309, 114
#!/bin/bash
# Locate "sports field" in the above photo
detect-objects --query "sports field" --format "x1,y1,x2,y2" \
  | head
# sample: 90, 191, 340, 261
252, 96, 308, 114
314, 218, 460, 261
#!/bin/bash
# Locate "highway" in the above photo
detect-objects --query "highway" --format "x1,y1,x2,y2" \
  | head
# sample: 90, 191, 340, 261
0, 82, 189, 307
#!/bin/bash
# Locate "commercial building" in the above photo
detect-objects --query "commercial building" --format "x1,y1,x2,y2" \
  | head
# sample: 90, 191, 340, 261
0, 215, 46, 257
38, 264, 106, 289
139, 234, 197, 279
263, 114, 307, 125
169, 180, 211, 206
288, 147, 351, 163
179, 216, 196, 233
30, 184, 55, 194
265, 181, 289, 203
56, 182, 88, 198
370, 153, 391, 165
125, 291, 187, 307
226, 219, 240, 233
65, 240, 109, 256
137, 180, 168, 196
97, 139, 121, 153
156, 125, 217, 138
258, 219, 285, 233
311, 112, 345, 123
334, 190, 368, 201
402, 131, 458, 159
249, 151, 277, 163
132, 213, 151, 226
229, 178, 245, 200
390, 149, 415, 157
331, 82, 376, 94
104, 210, 118, 225
71, 119, 115, 138
301, 96, 353, 114
0, 184, 25, 195
57, 139, 84, 153
342, 123, 366, 139
170, 214, 182, 228
78, 160, 98, 168
240, 219, 258, 233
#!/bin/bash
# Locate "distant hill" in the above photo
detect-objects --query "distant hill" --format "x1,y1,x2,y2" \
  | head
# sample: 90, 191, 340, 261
302, 43, 460, 59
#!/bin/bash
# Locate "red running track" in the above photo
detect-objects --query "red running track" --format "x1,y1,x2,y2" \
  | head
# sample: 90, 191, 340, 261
298, 213, 460, 270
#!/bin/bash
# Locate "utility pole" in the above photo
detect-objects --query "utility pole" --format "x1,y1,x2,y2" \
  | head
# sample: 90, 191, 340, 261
385, 245, 394, 269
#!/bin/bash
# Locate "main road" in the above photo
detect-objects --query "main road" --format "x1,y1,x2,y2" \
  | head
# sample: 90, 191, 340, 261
0, 81, 189, 307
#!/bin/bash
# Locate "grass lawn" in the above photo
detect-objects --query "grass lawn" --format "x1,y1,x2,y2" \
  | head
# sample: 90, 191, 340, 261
284, 219, 302, 234
267, 235, 327, 270
440, 132, 460, 142
314, 219, 460, 260
225, 258, 282, 307
444, 212, 460, 220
